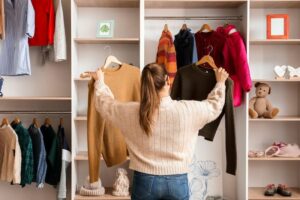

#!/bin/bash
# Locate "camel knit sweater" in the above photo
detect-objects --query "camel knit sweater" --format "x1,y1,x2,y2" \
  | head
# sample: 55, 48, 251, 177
94, 79, 226, 175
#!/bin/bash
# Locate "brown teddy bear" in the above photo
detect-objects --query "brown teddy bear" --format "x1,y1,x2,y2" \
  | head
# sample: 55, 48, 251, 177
249, 82, 279, 119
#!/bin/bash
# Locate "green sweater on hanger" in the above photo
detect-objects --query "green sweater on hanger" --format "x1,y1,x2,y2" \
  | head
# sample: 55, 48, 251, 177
11, 122, 34, 187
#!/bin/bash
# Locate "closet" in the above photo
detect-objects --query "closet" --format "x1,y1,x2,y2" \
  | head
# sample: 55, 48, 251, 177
71, 0, 140, 199
144, 1, 248, 200
0, 0, 71, 199
248, 0, 300, 199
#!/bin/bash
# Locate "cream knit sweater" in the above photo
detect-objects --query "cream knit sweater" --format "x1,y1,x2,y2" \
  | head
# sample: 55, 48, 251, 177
94, 79, 226, 175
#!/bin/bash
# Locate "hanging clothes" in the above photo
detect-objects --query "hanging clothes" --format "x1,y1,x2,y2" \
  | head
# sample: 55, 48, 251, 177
29, 0, 55, 46
0, 0, 4, 40
11, 122, 34, 187
40, 124, 61, 186
28, 124, 47, 188
156, 30, 177, 85
171, 64, 237, 175
0, 125, 21, 184
174, 28, 194, 69
54, 0, 67, 62
57, 124, 70, 200
194, 30, 226, 68
87, 63, 140, 183
217, 25, 252, 107
0, 0, 35, 76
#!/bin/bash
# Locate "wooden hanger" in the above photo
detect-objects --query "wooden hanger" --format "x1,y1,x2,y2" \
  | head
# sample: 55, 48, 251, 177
196, 45, 218, 70
44, 118, 51, 126
32, 118, 39, 128
163, 24, 169, 32
0, 118, 9, 127
199, 24, 212, 33
12, 117, 20, 125
59, 118, 63, 126
181, 23, 188, 31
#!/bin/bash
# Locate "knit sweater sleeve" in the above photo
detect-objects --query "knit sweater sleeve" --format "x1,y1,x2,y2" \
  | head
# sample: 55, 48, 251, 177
189, 82, 226, 129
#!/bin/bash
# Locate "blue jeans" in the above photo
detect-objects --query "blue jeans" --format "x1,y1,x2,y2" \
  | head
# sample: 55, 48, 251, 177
132, 171, 189, 200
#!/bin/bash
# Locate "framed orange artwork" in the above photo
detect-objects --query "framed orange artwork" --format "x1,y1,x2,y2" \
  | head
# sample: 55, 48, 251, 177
267, 14, 289, 39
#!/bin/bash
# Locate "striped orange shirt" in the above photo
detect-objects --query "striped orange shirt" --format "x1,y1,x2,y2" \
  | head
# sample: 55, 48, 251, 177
156, 30, 177, 86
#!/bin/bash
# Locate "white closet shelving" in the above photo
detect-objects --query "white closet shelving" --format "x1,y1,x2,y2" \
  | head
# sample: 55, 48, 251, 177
248, 0, 300, 199
71, 0, 140, 199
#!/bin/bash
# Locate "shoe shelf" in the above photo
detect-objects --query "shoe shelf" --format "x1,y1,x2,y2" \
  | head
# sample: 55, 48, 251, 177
74, 0, 139, 8
250, 0, 300, 8
249, 116, 300, 122
249, 157, 300, 161
74, 38, 140, 44
75, 188, 130, 200
250, 39, 300, 45
75, 151, 130, 161
249, 187, 300, 200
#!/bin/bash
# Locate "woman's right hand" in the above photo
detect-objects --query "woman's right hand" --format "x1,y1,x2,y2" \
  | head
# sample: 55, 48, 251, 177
214, 68, 229, 83
87, 68, 104, 81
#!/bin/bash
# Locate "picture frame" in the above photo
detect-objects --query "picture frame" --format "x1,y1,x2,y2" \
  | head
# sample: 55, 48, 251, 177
96, 20, 114, 38
267, 14, 289, 39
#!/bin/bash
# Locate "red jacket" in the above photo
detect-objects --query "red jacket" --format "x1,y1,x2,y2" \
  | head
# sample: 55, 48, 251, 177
217, 25, 252, 107
29, 0, 55, 46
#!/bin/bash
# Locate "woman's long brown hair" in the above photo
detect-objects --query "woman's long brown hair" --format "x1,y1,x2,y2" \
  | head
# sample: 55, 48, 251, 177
139, 63, 167, 136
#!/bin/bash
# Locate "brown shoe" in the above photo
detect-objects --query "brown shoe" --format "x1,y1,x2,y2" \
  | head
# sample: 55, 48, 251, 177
264, 184, 276, 196
277, 184, 292, 197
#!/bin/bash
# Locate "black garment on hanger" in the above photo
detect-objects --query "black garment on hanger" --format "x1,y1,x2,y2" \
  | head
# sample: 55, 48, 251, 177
40, 124, 62, 186
174, 29, 194, 69
171, 63, 236, 175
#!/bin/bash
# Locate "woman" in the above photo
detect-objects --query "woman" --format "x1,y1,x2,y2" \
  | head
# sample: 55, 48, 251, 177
90, 63, 228, 200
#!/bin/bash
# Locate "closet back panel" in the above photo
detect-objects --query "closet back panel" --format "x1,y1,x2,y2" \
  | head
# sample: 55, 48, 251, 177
144, 7, 247, 199
249, 83, 300, 116
1, 0, 71, 97
250, 46, 300, 79
77, 8, 139, 38
250, 8, 300, 39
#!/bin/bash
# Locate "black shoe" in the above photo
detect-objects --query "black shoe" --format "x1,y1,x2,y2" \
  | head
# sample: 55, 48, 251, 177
264, 184, 276, 196
277, 184, 292, 197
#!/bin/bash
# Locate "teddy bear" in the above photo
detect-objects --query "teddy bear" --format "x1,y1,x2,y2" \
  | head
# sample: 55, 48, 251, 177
112, 168, 130, 196
249, 82, 279, 119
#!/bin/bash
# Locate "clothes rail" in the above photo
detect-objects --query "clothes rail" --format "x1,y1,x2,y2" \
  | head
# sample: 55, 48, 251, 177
145, 16, 243, 20
0, 111, 71, 114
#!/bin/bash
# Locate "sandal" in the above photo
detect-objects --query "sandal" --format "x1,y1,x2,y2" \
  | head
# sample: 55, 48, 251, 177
248, 150, 264, 158
276, 144, 300, 158
277, 184, 292, 196
264, 184, 276, 196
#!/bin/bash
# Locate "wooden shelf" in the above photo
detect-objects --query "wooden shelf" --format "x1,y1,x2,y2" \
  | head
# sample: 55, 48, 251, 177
250, 0, 300, 8
253, 79, 300, 83
0, 97, 71, 101
74, 0, 139, 8
75, 151, 129, 161
249, 157, 300, 161
74, 38, 139, 44
74, 78, 91, 82
249, 187, 300, 200
145, 0, 247, 8
249, 116, 300, 122
74, 116, 87, 121
250, 39, 300, 45
75, 188, 130, 200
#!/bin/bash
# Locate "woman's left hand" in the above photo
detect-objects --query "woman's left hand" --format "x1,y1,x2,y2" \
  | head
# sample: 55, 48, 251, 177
88, 68, 104, 81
